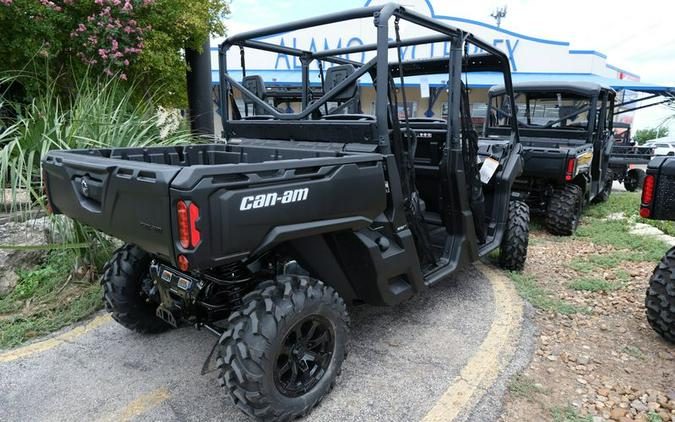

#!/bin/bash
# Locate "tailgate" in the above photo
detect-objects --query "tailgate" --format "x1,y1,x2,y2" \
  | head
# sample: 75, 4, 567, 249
42, 151, 180, 260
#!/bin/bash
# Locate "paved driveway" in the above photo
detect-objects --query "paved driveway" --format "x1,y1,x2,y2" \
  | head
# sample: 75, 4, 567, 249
0, 264, 532, 422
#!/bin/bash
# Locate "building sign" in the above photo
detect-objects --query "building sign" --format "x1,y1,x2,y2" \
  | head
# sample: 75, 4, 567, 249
213, 0, 638, 81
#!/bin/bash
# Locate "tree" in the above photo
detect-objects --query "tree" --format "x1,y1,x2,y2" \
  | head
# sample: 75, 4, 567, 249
0, 0, 229, 106
634, 127, 669, 145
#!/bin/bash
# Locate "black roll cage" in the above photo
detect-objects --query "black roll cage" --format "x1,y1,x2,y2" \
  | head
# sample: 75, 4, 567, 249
485, 86, 618, 142
217, 2, 519, 154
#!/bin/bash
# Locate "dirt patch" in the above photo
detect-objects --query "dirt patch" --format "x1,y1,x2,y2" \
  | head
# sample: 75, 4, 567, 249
0, 218, 50, 295
500, 229, 675, 422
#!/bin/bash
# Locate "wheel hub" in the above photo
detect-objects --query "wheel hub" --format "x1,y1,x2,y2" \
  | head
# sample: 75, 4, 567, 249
274, 315, 335, 397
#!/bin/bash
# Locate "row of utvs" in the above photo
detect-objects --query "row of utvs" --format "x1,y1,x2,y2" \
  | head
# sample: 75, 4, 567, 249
40, 4, 674, 420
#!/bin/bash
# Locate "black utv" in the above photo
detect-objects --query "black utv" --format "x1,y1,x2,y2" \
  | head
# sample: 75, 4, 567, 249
639, 156, 675, 344
42, 4, 528, 420
486, 82, 615, 235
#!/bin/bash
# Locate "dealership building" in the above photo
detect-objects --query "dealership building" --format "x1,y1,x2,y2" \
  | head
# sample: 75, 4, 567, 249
209, 0, 673, 134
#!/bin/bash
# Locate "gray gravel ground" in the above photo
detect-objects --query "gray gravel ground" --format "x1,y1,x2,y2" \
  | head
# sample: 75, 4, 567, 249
0, 264, 532, 422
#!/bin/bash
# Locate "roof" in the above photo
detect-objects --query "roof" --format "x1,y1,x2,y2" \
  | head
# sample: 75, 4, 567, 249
488, 81, 612, 97
212, 70, 675, 94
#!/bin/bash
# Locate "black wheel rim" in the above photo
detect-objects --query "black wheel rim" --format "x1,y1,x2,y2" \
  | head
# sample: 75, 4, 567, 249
274, 315, 335, 397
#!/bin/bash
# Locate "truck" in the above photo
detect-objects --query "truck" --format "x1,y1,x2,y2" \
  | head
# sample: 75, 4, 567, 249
42, 4, 528, 420
639, 156, 675, 344
486, 81, 615, 235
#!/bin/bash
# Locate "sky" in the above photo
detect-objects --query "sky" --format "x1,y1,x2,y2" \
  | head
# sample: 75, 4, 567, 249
223, 0, 675, 131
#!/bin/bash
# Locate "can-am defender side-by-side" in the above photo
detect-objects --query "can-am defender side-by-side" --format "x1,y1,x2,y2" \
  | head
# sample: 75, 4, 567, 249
639, 156, 675, 344
42, 4, 527, 420
486, 82, 615, 235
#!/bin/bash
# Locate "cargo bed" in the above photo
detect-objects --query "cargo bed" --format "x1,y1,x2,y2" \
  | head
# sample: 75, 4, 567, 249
43, 140, 387, 270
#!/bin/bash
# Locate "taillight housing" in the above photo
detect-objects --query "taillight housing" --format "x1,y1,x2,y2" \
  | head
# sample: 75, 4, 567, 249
176, 200, 201, 249
640, 175, 656, 218
565, 158, 576, 181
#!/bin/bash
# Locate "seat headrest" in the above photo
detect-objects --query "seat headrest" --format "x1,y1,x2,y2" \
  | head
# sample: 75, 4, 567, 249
324, 65, 358, 102
242, 75, 266, 104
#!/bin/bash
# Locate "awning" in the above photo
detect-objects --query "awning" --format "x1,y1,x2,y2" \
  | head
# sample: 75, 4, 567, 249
211, 69, 675, 95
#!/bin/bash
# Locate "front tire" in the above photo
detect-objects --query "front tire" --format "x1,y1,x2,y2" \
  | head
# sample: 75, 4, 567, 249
545, 184, 583, 236
499, 200, 530, 271
101, 244, 172, 334
217, 276, 349, 421
646, 247, 675, 344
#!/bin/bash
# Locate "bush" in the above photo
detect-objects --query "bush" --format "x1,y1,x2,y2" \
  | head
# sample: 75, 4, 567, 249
0, 0, 229, 106
1, 70, 195, 265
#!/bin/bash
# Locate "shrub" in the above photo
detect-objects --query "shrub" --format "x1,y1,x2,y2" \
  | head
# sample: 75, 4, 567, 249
0, 0, 229, 106
1, 70, 194, 265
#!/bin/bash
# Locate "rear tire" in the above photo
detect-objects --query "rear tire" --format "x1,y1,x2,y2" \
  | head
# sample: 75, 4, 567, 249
101, 244, 172, 334
624, 169, 645, 192
499, 200, 530, 271
645, 247, 675, 344
217, 276, 349, 421
545, 184, 583, 236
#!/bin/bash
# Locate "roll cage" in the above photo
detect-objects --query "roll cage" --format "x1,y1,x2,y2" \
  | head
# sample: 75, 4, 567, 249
486, 83, 616, 141
217, 2, 520, 154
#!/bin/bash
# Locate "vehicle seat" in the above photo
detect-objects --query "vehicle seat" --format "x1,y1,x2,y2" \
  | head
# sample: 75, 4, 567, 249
242, 75, 272, 117
323, 65, 358, 101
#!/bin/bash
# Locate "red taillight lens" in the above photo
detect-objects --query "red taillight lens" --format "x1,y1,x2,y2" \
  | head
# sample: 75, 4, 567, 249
177, 200, 190, 248
177, 200, 201, 250
640, 175, 656, 219
565, 158, 576, 181
188, 202, 201, 247
177, 254, 189, 271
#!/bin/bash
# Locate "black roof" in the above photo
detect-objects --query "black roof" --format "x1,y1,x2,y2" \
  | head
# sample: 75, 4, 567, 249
489, 81, 614, 97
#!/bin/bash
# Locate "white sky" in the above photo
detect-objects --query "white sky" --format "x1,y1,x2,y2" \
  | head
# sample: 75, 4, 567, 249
225, 0, 675, 131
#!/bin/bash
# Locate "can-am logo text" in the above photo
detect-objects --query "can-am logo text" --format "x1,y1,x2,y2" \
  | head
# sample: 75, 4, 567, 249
240, 188, 309, 211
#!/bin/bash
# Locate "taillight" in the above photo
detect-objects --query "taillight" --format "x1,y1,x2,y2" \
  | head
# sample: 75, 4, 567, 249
176, 200, 201, 249
565, 158, 576, 181
188, 202, 201, 247
177, 255, 189, 272
177, 200, 190, 248
640, 175, 655, 218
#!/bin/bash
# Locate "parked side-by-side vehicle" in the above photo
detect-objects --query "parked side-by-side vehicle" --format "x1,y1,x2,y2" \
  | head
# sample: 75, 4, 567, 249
639, 155, 675, 344
42, 4, 529, 420
486, 82, 615, 235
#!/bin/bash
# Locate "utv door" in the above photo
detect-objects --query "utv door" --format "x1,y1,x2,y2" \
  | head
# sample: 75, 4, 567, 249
591, 91, 615, 195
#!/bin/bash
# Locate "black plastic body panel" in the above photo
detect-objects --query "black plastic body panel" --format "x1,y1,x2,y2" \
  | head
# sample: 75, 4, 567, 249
43, 152, 180, 260
42, 141, 387, 270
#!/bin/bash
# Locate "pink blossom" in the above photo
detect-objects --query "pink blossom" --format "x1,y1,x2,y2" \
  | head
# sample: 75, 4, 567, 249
120, 73, 127, 81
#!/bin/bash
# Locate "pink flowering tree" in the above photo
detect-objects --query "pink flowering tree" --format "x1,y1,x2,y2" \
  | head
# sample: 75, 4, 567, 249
70, 1, 154, 81
0, 0, 229, 106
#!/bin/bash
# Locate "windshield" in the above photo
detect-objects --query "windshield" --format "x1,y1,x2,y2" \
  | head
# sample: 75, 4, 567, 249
489, 91, 592, 131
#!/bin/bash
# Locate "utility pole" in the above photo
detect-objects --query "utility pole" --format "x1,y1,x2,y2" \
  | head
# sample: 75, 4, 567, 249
490, 5, 507, 28
185, 39, 215, 136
